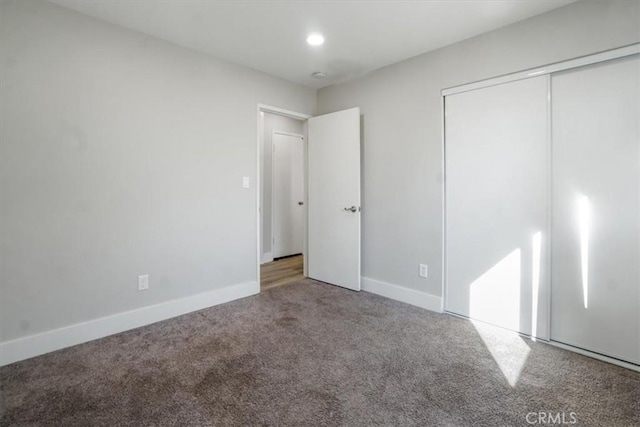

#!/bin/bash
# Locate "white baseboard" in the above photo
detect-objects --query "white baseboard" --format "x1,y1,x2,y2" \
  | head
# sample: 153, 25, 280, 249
548, 340, 640, 372
361, 277, 443, 313
0, 281, 259, 367
261, 252, 273, 264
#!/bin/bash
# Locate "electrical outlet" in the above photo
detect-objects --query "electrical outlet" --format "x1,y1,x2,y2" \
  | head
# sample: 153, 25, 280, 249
138, 274, 149, 291
419, 264, 428, 278
243, 177, 250, 188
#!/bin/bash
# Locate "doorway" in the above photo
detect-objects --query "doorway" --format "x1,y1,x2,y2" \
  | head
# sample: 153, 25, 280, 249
256, 104, 362, 293
258, 106, 309, 291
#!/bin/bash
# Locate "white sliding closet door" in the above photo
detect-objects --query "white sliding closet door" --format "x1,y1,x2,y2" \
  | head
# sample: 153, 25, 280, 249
445, 76, 549, 338
550, 55, 640, 365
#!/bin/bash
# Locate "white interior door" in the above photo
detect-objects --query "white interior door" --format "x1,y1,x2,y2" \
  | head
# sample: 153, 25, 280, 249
445, 77, 549, 338
550, 55, 640, 365
308, 108, 361, 291
272, 132, 304, 258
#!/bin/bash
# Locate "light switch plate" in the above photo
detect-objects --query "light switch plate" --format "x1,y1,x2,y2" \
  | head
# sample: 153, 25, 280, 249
419, 264, 428, 278
138, 274, 149, 291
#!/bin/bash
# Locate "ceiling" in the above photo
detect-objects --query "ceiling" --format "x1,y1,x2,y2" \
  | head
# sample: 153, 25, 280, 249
49, 0, 575, 89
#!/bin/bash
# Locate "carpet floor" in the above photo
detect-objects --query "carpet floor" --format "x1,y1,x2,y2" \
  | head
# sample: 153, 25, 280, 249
1, 279, 638, 426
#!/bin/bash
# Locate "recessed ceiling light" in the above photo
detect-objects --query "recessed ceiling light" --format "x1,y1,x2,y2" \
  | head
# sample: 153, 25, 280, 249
311, 72, 326, 79
306, 33, 324, 46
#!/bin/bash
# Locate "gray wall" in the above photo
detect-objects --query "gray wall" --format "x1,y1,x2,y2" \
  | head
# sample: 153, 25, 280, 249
260, 113, 304, 258
317, 0, 640, 298
0, 0, 315, 342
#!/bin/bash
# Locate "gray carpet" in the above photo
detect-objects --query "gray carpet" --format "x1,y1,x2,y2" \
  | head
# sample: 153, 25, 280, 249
1, 279, 638, 426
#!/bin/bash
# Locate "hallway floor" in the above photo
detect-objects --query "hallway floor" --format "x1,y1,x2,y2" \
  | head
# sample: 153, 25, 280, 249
260, 254, 303, 291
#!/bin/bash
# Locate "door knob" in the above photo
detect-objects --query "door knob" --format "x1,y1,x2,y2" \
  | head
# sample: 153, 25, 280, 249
344, 206, 358, 213
298, 201, 304, 205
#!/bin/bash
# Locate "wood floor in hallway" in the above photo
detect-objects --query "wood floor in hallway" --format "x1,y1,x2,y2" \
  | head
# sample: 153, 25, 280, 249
260, 254, 303, 291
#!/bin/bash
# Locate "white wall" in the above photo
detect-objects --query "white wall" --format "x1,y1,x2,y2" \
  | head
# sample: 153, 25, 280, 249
0, 0, 315, 345
260, 113, 304, 260
317, 0, 640, 299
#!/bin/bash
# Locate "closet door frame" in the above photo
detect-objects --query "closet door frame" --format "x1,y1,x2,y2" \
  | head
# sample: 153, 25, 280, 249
441, 43, 640, 372
442, 44, 640, 98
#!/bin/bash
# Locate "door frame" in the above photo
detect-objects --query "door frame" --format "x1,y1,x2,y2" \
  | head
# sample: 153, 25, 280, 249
271, 130, 305, 260
256, 104, 312, 288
